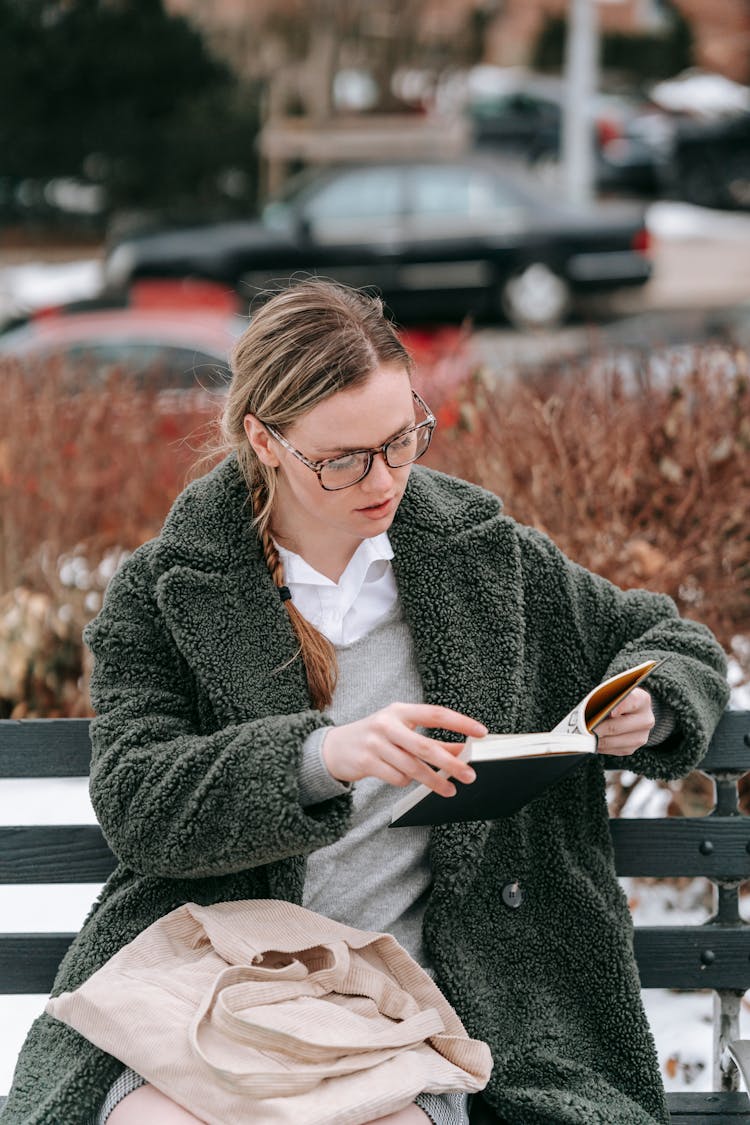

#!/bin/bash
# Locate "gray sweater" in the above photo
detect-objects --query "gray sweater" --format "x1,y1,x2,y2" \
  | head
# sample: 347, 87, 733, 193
297, 601, 676, 973
299, 600, 435, 969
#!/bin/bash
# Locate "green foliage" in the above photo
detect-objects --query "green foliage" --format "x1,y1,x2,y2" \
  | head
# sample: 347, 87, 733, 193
0, 0, 260, 222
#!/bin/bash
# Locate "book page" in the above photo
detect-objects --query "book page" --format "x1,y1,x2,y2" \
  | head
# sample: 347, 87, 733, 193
583, 660, 661, 732
551, 659, 663, 736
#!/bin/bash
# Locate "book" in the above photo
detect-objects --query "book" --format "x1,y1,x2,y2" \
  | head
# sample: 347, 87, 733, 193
389, 659, 664, 828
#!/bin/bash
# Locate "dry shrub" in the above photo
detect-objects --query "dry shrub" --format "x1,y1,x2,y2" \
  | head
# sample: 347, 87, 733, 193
0, 357, 221, 714
0, 358, 221, 594
426, 346, 750, 679
1, 338, 748, 725
426, 344, 750, 818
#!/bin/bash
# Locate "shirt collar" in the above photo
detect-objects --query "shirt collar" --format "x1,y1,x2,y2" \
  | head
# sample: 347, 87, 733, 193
275, 532, 393, 590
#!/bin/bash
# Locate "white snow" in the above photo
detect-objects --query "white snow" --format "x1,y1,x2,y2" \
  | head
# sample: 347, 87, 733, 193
647, 200, 750, 241
0, 259, 102, 323
650, 70, 750, 118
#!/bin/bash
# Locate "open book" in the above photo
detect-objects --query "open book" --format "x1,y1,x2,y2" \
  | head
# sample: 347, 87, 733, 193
390, 659, 664, 828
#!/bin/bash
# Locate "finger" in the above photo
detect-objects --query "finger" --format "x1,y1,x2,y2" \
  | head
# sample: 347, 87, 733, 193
597, 730, 652, 755
610, 688, 651, 718
391, 703, 487, 738
369, 759, 414, 788
597, 709, 654, 738
389, 727, 476, 784
385, 746, 458, 797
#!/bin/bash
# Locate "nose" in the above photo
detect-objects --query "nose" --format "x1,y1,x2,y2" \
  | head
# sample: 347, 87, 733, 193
362, 450, 396, 493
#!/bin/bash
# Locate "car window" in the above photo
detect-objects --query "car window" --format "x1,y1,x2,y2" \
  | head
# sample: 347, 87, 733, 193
301, 168, 403, 232
406, 166, 524, 233
471, 93, 558, 120
63, 342, 229, 390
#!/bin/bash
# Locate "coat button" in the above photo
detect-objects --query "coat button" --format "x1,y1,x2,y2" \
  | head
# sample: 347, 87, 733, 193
502, 881, 523, 909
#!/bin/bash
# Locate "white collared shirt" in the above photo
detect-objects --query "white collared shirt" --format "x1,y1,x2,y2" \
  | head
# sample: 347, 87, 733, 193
275, 533, 399, 646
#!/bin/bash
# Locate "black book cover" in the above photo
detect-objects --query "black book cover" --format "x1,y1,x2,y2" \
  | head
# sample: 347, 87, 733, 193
390, 748, 593, 827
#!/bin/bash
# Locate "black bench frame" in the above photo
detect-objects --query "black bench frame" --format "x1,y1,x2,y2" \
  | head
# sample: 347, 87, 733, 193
2, 713, 750, 1123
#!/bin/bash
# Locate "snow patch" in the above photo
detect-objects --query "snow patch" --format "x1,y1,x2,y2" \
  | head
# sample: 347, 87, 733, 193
0, 259, 102, 323
647, 201, 750, 241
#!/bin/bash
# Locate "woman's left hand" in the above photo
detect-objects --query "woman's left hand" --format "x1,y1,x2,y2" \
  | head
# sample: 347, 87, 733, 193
595, 687, 655, 757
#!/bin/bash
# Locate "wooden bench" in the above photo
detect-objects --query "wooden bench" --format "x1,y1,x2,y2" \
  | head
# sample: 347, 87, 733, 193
1, 713, 750, 1123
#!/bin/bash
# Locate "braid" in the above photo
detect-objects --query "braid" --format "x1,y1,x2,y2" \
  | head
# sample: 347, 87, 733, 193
252, 480, 337, 711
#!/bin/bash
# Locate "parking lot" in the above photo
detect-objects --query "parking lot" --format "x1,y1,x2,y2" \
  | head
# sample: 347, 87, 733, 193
469, 200, 750, 376
2, 199, 750, 375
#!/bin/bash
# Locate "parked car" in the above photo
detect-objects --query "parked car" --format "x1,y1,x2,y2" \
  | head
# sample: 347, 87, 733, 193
667, 112, 750, 210
649, 70, 750, 210
457, 69, 666, 198
103, 157, 652, 331
0, 295, 245, 394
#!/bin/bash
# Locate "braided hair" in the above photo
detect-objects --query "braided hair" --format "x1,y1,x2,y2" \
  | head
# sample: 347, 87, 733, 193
221, 279, 412, 710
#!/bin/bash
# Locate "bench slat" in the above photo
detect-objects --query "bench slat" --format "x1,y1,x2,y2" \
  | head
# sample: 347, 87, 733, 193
0, 719, 91, 778
0, 714, 747, 777
4, 925, 749, 995
633, 926, 750, 989
0, 826, 116, 883
611, 818, 750, 878
0, 933, 75, 993
696, 712, 750, 774
666, 1091, 750, 1120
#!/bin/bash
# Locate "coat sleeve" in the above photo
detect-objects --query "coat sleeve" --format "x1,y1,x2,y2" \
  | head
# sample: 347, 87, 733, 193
515, 524, 730, 780
83, 549, 352, 880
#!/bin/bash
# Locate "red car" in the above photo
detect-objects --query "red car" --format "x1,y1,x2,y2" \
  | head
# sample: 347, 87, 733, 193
0, 282, 246, 394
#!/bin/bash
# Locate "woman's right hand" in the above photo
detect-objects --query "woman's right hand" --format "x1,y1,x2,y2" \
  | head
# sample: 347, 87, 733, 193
321, 703, 487, 797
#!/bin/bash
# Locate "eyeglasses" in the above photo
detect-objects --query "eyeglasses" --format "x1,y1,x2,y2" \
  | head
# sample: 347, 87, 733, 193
263, 388, 436, 491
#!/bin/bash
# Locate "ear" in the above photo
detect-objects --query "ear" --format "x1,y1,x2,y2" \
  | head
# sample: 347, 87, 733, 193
243, 413, 281, 468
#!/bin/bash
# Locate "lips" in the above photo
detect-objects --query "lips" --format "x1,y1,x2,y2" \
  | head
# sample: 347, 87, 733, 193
356, 497, 395, 514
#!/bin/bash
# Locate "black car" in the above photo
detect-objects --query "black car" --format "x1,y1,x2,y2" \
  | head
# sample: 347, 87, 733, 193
104, 158, 652, 330
469, 87, 664, 198
668, 112, 750, 210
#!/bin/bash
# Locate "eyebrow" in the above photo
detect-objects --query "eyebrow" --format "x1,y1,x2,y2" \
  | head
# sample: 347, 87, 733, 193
313, 418, 415, 457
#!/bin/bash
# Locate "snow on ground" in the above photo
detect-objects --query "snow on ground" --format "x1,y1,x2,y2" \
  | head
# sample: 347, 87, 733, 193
0, 258, 102, 323
647, 200, 750, 242
2, 202, 750, 325
0, 778, 98, 1090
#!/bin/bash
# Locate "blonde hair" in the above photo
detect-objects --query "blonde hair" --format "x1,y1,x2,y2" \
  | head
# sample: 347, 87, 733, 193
222, 279, 413, 710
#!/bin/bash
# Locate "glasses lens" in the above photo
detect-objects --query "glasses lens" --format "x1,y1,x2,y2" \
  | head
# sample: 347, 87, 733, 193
386, 424, 432, 468
320, 452, 370, 490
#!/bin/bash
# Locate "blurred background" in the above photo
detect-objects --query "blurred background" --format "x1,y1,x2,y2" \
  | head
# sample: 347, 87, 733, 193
1, 0, 750, 1096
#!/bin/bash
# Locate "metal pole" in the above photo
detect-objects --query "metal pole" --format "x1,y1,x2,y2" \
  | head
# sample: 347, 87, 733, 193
562, 0, 598, 207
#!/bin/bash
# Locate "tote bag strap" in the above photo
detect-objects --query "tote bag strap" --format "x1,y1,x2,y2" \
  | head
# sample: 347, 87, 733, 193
189, 951, 446, 1094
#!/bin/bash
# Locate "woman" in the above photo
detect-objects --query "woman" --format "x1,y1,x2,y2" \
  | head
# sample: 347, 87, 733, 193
3, 280, 729, 1125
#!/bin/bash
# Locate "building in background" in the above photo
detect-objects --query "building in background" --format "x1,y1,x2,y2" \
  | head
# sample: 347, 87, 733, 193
162, 0, 750, 198
165, 0, 750, 85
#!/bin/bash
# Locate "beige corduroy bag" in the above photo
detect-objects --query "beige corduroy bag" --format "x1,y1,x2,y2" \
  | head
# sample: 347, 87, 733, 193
47, 899, 493, 1125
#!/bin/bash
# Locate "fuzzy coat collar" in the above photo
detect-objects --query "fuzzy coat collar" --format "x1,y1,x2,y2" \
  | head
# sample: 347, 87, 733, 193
145, 454, 523, 732
149, 453, 505, 577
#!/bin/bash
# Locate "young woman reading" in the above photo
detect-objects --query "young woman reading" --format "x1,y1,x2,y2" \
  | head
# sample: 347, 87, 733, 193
3, 280, 729, 1125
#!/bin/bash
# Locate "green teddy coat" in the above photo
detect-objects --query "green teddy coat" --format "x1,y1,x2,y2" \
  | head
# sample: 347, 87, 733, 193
2, 455, 729, 1125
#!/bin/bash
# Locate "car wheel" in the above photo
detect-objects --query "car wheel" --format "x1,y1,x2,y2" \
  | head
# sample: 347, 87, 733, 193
500, 263, 571, 331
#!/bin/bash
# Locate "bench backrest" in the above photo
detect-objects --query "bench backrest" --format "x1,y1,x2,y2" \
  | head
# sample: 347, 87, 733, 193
1, 713, 750, 1085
